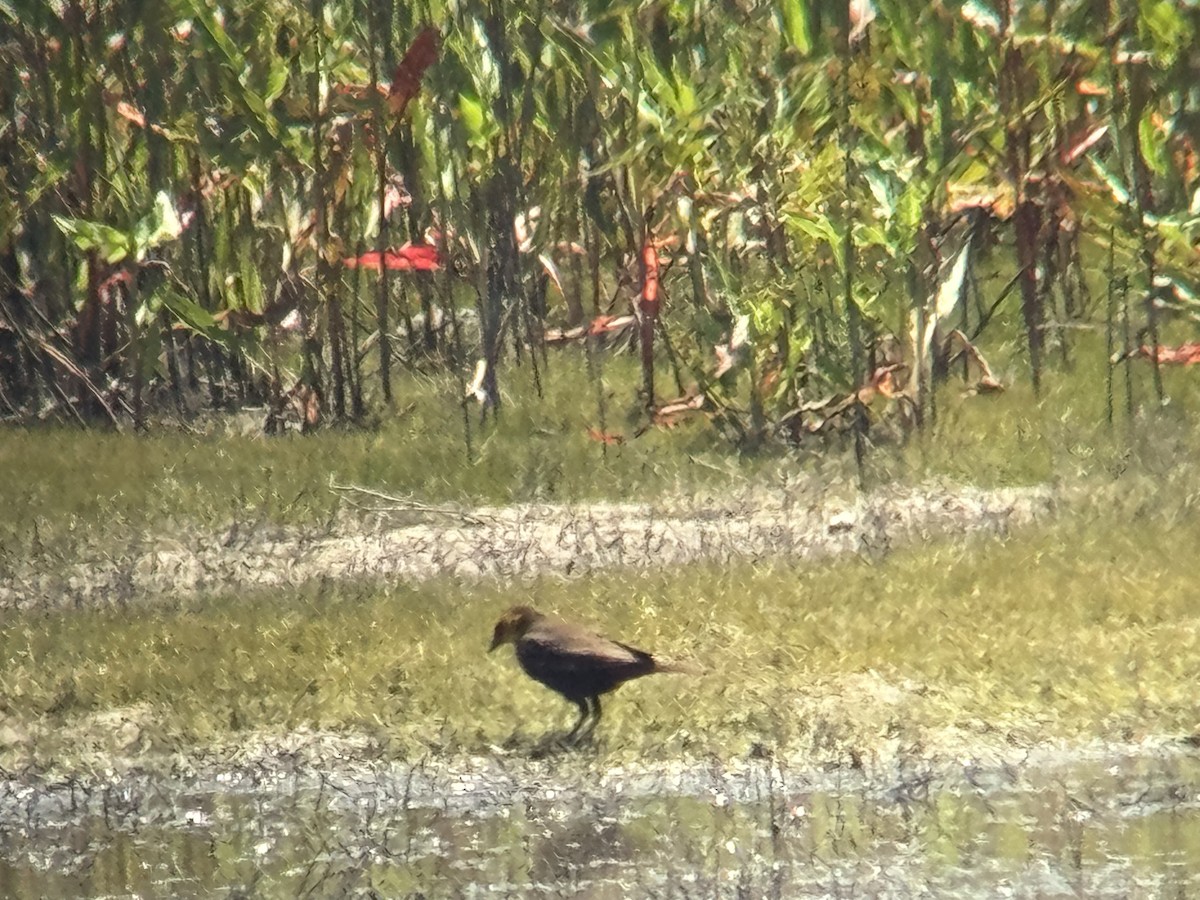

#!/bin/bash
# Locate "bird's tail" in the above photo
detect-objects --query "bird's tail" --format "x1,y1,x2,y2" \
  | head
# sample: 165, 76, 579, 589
653, 656, 705, 676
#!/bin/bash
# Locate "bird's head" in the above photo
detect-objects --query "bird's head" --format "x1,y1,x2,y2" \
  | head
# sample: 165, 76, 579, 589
489, 605, 542, 652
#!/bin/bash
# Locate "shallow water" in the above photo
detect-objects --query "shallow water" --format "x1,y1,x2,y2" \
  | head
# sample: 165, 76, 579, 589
1, 746, 1198, 898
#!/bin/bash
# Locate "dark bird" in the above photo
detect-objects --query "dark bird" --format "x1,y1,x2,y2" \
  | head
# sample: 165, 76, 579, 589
488, 605, 692, 741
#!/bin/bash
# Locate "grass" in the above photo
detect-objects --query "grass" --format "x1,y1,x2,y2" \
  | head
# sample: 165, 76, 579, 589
2, 475, 1198, 773
4, 324, 1200, 773
0, 354, 810, 565
3, 326, 1198, 566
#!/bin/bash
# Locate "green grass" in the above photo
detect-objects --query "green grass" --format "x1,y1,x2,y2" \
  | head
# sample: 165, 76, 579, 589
5, 327, 1200, 772
4, 329, 1198, 566
0, 354, 808, 564
2, 482, 1198, 773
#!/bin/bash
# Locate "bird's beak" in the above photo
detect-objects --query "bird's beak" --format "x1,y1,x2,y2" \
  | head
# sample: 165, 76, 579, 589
488, 634, 501, 653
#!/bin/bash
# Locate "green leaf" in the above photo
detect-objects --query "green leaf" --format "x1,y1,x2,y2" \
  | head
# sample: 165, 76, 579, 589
19, 155, 71, 211
52, 215, 133, 264
778, 0, 812, 55
858, 223, 890, 250
237, 84, 278, 136
1139, 0, 1191, 63
637, 95, 665, 132
458, 92, 484, 138
673, 70, 697, 118
130, 192, 186, 260
1138, 110, 1169, 177
894, 180, 925, 234
864, 169, 894, 217
184, 0, 281, 139
155, 285, 223, 339
264, 58, 290, 104
137, 322, 163, 380
1087, 157, 1131, 206
786, 213, 837, 247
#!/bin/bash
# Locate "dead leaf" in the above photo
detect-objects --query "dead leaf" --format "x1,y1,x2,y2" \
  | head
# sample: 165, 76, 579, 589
278, 309, 303, 333
465, 359, 491, 406
288, 382, 321, 430
713, 343, 737, 378
1061, 124, 1109, 164
871, 363, 907, 398
587, 315, 636, 336
537, 253, 564, 295
382, 175, 412, 218
586, 427, 625, 446
714, 314, 750, 377
946, 328, 1005, 393
115, 101, 146, 128
544, 325, 586, 344
1118, 342, 1200, 366
640, 238, 660, 312
849, 0, 876, 45
652, 393, 706, 427
388, 27, 440, 117
342, 243, 440, 271
514, 207, 541, 253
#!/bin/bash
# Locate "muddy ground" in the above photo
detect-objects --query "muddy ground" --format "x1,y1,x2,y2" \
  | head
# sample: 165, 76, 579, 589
2, 481, 1055, 611
2, 723, 1198, 897
0, 480, 1061, 798
3, 480, 1059, 784
5, 481, 1200, 896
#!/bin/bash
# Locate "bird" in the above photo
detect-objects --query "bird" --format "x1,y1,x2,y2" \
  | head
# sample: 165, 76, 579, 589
488, 605, 694, 742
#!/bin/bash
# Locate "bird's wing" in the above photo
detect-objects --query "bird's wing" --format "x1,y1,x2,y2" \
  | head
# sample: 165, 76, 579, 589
517, 627, 655, 689
522, 630, 641, 665
611, 639, 657, 667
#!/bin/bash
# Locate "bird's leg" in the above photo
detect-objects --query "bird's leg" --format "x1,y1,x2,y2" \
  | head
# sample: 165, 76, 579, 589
581, 695, 602, 739
563, 698, 590, 742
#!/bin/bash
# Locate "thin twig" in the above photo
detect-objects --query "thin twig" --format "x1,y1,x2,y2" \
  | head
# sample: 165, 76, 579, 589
327, 477, 493, 525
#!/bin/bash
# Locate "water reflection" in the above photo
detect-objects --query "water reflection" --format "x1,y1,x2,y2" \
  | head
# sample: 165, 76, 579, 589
1, 748, 1198, 898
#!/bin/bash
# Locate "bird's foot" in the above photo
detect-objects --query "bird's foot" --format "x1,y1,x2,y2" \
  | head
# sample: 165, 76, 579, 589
528, 735, 574, 759
524, 731, 600, 758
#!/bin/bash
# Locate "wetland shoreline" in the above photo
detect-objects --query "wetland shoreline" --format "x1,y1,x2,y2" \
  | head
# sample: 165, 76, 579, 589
3, 481, 1055, 612
5, 478, 1200, 897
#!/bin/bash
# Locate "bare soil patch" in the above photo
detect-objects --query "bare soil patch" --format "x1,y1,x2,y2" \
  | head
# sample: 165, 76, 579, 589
2, 481, 1054, 611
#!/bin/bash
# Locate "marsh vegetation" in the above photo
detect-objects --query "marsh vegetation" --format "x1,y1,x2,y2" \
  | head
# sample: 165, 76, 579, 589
5, 0, 1200, 895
